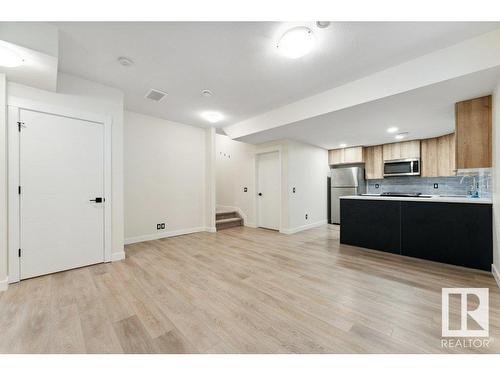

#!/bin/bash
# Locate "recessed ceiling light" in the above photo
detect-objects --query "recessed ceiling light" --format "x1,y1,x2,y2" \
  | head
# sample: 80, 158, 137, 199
316, 21, 331, 29
202, 111, 224, 123
277, 26, 316, 59
0, 44, 24, 68
387, 127, 399, 133
395, 132, 409, 140
201, 89, 213, 97
339, 143, 347, 148
117, 56, 133, 66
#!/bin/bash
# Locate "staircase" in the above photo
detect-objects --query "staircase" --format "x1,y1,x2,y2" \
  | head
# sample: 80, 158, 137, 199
216, 210, 243, 231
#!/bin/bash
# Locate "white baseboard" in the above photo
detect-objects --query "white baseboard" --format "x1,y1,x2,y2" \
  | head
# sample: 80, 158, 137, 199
111, 251, 126, 262
280, 220, 327, 235
0, 277, 8, 292
125, 226, 207, 245
204, 226, 217, 233
492, 264, 500, 290
244, 222, 257, 228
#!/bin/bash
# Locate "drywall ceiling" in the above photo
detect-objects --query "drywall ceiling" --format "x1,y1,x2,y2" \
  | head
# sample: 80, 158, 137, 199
237, 67, 500, 149
55, 22, 500, 128
0, 39, 58, 91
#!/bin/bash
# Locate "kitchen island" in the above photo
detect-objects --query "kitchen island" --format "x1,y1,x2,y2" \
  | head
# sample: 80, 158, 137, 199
340, 195, 493, 271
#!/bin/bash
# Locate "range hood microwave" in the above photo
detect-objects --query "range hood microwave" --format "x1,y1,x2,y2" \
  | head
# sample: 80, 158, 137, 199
383, 158, 420, 177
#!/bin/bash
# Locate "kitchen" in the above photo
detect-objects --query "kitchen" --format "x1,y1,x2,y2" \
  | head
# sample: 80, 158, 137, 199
329, 95, 493, 271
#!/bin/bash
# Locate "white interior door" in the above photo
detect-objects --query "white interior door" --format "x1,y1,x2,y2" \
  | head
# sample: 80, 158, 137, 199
257, 151, 280, 230
19, 109, 105, 279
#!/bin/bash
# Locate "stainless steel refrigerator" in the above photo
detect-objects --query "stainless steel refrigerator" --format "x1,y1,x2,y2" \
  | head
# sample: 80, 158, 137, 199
330, 167, 365, 224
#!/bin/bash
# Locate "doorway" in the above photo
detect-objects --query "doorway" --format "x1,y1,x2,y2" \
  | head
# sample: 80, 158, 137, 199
17, 108, 107, 279
256, 151, 280, 230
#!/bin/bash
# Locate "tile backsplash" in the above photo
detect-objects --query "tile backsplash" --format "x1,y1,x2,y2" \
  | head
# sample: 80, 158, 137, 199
366, 170, 492, 198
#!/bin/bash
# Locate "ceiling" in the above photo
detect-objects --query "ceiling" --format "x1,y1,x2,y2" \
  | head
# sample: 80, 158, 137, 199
55, 22, 500, 129
0, 39, 58, 91
238, 67, 500, 149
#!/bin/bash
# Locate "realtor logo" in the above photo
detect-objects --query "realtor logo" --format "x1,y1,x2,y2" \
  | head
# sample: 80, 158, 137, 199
442, 288, 489, 337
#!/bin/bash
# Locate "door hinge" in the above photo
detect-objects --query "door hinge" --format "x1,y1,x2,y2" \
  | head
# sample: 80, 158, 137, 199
18, 186, 21, 195
18, 249, 21, 257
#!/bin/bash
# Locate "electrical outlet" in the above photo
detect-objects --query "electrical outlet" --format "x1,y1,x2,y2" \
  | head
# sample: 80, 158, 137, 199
375, 184, 380, 189
434, 183, 439, 189
161, 223, 165, 229
156, 224, 161, 230
244, 187, 248, 192
292, 187, 296, 193
305, 214, 308, 220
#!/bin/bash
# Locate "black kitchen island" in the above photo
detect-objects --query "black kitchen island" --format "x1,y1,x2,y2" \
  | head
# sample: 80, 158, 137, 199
340, 196, 493, 271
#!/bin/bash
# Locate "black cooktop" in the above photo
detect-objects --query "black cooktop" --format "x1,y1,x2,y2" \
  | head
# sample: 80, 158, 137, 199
380, 192, 422, 197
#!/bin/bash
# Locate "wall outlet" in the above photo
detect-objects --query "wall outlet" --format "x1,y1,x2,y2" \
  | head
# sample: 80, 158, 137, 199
160, 223, 165, 229
434, 183, 439, 189
305, 214, 308, 220
156, 224, 161, 230
243, 187, 248, 192
375, 184, 380, 189
292, 187, 296, 193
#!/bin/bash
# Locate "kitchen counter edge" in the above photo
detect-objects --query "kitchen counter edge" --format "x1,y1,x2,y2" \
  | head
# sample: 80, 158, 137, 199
339, 195, 492, 204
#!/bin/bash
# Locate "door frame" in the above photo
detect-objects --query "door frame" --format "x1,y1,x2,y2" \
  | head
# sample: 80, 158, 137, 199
254, 146, 283, 232
7, 98, 113, 283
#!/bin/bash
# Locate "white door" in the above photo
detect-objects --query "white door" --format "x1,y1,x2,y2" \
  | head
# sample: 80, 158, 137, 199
19, 109, 105, 279
257, 151, 280, 230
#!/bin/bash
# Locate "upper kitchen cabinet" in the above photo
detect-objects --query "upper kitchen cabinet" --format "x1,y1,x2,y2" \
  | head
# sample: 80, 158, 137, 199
382, 140, 420, 161
363, 145, 384, 179
421, 133, 456, 177
455, 95, 492, 169
329, 146, 364, 165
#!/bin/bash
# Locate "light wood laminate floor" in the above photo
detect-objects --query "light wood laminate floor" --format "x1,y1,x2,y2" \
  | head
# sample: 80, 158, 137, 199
1, 225, 499, 353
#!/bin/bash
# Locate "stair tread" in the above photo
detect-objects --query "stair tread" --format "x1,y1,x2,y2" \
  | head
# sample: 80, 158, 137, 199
216, 217, 243, 224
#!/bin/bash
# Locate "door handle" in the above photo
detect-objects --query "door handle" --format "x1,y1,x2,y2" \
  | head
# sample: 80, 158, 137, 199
258, 193, 263, 196
89, 197, 104, 203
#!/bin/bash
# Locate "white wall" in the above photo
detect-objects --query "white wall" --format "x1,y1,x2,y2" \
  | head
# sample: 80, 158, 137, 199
216, 134, 256, 225
286, 140, 329, 233
124, 111, 208, 243
7, 72, 125, 262
492, 82, 500, 285
0, 73, 7, 290
254, 139, 329, 234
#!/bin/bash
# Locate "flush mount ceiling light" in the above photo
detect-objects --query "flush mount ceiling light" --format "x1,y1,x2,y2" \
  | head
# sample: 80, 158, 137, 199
202, 111, 224, 123
339, 143, 347, 148
387, 127, 399, 133
277, 26, 316, 59
117, 56, 133, 67
395, 132, 409, 140
0, 44, 24, 68
201, 89, 213, 97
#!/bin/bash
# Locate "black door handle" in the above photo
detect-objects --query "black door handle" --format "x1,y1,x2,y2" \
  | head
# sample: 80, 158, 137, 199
90, 197, 104, 203
258, 193, 263, 196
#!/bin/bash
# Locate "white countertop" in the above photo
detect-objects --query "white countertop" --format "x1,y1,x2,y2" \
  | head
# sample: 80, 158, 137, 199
340, 194, 492, 204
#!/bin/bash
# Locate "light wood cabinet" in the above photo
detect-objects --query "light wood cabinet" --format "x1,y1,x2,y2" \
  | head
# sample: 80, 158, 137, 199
455, 95, 492, 169
421, 133, 455, 177
382, 140, 420, 161
328, 146, 364, 165
363, 145, 384, 179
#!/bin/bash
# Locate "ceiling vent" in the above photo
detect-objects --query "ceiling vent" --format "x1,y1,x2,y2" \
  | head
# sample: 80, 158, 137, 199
145, 89, 167, 102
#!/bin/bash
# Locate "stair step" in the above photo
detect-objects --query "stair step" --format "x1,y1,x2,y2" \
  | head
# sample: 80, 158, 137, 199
216, 211, 239, 220
216, 217, 243, 230
216, 217, 241, 224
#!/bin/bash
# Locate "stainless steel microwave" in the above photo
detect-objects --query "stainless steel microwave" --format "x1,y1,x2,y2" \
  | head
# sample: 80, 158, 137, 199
383, 158, 420, 177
